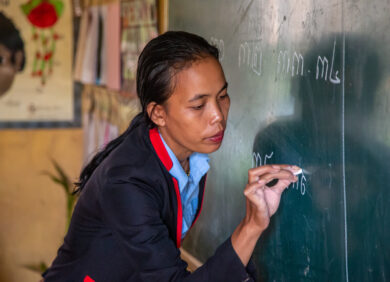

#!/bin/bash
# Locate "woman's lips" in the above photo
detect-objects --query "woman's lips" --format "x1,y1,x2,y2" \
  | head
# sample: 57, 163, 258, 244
208, 131, 224, 143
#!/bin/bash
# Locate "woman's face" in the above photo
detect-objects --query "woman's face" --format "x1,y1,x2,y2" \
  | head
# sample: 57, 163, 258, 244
158, 56, 230, 160
0, 44, 22, 96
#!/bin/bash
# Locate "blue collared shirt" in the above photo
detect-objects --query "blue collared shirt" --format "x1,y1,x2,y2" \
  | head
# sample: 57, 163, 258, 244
159, 132, 210, 238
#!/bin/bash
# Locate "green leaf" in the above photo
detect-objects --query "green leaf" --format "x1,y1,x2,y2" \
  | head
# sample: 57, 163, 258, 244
22, 261, 48, 273
66, 195, 77, 231
20, 0, 42, 16
41, 171, 63, 186
49, 0, 64, 17
51, 159, 71, 193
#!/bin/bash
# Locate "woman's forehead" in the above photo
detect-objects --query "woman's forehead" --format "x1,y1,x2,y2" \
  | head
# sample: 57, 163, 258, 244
172, 57, 226, 98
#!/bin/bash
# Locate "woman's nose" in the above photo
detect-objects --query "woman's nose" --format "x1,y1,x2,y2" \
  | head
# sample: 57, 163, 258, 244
210, 104, 223, 124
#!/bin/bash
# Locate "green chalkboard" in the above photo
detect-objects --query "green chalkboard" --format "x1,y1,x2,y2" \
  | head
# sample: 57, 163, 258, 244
169, 1, 390, 281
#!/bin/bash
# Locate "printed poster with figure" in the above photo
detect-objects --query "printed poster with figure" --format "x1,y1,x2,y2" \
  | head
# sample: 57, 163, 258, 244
0, 0, 75, 127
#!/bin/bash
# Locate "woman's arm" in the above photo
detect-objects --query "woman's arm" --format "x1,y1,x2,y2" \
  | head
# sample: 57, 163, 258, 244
96, 164, 297, 281
231, 164, 300, 266
100, 173, 255, 281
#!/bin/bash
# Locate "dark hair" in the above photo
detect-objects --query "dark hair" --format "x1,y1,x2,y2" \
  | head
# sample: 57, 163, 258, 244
0, 12, 25, 70
74, 31, 219, 192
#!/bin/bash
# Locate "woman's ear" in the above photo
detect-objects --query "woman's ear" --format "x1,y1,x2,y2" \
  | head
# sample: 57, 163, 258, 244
147, 102, 167, 127
13, 50, 24, 71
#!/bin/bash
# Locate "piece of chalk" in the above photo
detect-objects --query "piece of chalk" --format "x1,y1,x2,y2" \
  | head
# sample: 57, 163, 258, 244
293, 168, 303, 176
266, 167, 303, 187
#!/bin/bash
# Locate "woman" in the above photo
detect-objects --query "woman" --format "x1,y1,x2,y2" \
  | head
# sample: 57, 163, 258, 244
0, 12, 25, 97
43, 31, 300, 281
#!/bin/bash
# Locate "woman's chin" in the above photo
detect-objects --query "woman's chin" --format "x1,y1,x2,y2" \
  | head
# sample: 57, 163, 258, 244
197, 142, 223, 154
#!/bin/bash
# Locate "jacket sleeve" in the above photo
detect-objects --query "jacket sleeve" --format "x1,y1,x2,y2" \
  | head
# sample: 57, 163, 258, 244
100, 176, 257, 282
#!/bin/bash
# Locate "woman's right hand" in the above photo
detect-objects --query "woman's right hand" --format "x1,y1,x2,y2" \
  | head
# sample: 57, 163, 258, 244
243, 164, 300, 233
231, 164, 300, 266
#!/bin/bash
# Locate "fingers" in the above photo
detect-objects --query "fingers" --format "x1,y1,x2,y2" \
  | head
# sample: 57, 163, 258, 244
248, 164, 301, 184
261, 170, 297, 186
248, 165, 278, 183
244, 181, 269, 214
271, 178, 294, 194
243, 164, 301, 231
244, 181, 265, 196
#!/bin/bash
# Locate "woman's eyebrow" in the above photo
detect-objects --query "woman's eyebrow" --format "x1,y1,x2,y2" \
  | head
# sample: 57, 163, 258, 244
188, 82, 228, 102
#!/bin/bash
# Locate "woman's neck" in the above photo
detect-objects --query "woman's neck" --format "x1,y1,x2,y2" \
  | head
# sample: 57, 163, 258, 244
180, 158, 190, 175
159, 128, 192, 172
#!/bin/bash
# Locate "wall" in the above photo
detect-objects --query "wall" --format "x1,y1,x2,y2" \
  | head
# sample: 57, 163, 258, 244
0, 129, 83, 282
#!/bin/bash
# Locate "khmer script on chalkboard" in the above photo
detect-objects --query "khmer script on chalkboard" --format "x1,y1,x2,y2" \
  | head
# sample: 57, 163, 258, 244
170, 1, 390, 281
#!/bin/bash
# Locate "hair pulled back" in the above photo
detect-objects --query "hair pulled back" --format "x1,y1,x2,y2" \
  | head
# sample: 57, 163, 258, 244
0, 12, 25, 70
75, 31, 219, 192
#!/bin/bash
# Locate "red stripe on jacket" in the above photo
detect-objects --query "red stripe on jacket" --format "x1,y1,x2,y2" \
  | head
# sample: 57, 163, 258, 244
84, 275, 95, 282
149, 128, 182, 247
172, 177, 183, 248
149, 127, 206, 248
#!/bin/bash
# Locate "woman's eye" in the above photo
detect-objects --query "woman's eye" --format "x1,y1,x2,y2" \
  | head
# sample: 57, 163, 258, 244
220, 93, 229, 99
192, 104, 205, 110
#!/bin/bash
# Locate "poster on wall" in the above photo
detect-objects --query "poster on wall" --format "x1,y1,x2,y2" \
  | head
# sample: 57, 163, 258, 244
0, 0, 80, 128
121, 0, 158, 95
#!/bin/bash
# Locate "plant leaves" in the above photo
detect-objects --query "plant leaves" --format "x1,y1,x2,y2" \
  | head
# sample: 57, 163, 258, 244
50, 159, 71, 193
41, 171, 65, 186
42, 158, 79, 231
22, 261, 48, 273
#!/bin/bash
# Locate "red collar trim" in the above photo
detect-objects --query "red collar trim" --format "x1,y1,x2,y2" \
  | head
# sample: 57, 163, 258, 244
149, 128, 182, 248
149, 128, 173, 171
149, 128, 207, 247
172, 178, 183, 248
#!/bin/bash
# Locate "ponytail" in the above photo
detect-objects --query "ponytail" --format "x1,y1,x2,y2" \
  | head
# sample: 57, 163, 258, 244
74, 113, 145, 193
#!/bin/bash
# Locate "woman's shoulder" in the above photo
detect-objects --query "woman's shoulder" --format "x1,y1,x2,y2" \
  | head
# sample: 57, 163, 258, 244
93, 125, 169, 194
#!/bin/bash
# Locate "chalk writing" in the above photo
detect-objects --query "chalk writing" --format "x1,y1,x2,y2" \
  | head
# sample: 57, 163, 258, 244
291, 172, 307, 195
235, 39, 340, 84
316, 39, 340, 84
238, 41, 262, 76
252, 151, 307, 195
277, 50, 304, 77
252, 151, 273, 167
210, 37, 225, 61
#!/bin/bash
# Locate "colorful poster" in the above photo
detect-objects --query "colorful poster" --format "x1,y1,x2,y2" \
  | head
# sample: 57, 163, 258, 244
0, 0, 77, 128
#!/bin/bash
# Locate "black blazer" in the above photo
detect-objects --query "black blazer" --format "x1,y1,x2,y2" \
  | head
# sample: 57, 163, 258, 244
43, 121, 257, 281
